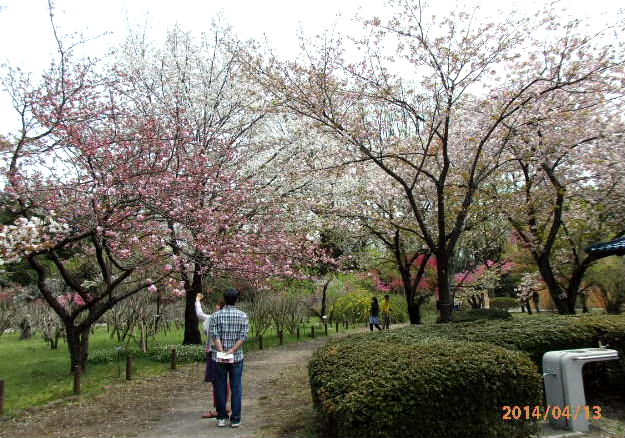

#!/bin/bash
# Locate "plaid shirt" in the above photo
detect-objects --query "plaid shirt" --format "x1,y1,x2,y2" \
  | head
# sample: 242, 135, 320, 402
209, 305, 249, 363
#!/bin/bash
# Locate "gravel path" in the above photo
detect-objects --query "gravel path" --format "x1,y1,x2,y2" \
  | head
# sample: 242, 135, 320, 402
136, 338, 329, 438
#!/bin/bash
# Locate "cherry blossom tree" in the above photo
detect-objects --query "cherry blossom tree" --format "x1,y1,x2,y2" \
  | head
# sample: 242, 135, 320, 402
501, 80, 625, 313
2, 16, 325, 384
110, 26, 323, 343
252, 1, 624, 322
515, 272, 544, 314
288, 141, 436, 324
454, 260, 515, 309
1, 42, 177, 370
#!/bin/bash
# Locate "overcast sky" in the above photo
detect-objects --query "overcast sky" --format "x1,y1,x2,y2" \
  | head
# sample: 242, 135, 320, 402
0, 0, 621, 134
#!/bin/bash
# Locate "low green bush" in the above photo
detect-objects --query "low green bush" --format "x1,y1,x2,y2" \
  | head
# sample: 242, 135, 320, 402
385, 314, 625, 392
309, 336, 541, 438
148, 344, 205, 363
452, 308, 511, 323
90, 344, 208, 364
88, 346, 148, 364
490, 297, 518, 311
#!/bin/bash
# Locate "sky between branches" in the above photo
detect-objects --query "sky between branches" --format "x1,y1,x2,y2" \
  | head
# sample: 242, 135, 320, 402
0, 0, 620, 134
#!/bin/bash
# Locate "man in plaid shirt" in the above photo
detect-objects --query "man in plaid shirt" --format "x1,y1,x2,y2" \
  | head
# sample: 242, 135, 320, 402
209, 289, 249, 428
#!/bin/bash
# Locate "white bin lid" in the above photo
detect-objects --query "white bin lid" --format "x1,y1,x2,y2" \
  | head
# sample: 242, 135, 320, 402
560, 348, 618, 360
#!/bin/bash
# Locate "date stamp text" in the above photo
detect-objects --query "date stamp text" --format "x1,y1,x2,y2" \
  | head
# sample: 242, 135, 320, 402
502, 405, 602, 421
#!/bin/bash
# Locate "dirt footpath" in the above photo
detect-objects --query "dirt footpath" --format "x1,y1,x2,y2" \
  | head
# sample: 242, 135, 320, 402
135, 339, 325, 438
0, 331, 363, 438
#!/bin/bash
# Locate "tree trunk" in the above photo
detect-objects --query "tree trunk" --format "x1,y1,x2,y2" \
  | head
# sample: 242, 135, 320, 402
525, 301, 532, 315
536, 256, 570, 314
532, 292, 540, 313
66, 326, 89, 373
140, 321, 148, 353
403, 278, 428, 325
80, 330, 90, 370
578, 292, 589, 313
436, 253, 452, 323
19, 317, 32, 340
154, 293, 162, 333
320, 279, 331, 319
183, 262, 202, 345
565, 259, 598, 315
51, 331, 60, 350
183, 292, 202, 345
468, 294, 483, 309
606, 301, 623, 314
407, 302, 422, 324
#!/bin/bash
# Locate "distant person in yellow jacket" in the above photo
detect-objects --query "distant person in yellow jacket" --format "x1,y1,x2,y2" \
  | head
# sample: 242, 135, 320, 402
382, 294, 391, 330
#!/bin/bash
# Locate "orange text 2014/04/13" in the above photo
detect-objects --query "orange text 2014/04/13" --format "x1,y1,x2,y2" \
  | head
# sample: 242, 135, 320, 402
501, 405, 602, 421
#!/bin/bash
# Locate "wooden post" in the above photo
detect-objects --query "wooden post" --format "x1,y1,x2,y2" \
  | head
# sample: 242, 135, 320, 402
336, 321, 339, 333
73, 366, 81, 395
324, 323, 328, 336
296, 327, 300, 340
126, 355, 133, 380
171, 347, 177, 370
311, 326, 315, 338
278, 331, 284, 346
258, 335, 263, 350
0, 379, 4, 417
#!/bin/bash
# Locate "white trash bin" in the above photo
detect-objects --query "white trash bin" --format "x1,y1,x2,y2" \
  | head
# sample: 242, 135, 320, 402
543, 348, 619, 432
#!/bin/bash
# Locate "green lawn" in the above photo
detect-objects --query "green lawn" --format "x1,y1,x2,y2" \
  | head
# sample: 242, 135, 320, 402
0, 329, 171, 417
0, 320, 361, 417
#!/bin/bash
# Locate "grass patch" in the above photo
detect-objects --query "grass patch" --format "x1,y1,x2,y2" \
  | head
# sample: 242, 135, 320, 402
0, 319, 362, 417
0, 330, 168, 416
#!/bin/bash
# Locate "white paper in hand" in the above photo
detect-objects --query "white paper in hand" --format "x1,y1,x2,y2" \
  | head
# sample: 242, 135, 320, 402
216, 352, 234, 363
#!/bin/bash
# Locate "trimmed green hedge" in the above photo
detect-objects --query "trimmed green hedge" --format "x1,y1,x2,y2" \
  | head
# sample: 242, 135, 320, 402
452, 308, 511, 323
309, 337, 541, 438
382, 314, 625, 391
387, 315, 625, 364
309, 314, 625, 437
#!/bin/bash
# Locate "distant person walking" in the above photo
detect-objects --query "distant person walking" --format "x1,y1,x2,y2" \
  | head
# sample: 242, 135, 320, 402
209, 289, 249, 428
382, 294, 391, 330
195, 293, 229, 419
369, 297, 383, 331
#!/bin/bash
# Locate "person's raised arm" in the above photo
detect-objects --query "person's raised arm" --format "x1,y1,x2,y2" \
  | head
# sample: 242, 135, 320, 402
195, 293, 209, 321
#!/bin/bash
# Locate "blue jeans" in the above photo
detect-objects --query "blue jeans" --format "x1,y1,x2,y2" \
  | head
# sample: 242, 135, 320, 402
215, 360, 244, 422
